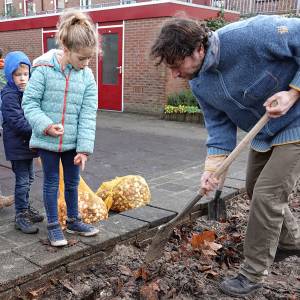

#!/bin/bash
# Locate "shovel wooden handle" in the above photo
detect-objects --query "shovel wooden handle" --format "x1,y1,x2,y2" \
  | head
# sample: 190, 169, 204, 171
214, 112, 269, 179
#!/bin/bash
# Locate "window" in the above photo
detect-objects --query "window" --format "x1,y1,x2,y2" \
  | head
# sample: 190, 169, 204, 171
212, 0, 224, 8
120, 0, 136, 4
56, 0, 65, 9
80, 0, 92, 8
5, 0, 13, 16
26, 0, 35, 15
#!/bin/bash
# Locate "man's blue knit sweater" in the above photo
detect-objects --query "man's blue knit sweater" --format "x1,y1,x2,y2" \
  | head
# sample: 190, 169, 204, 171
190, 15, 300, 154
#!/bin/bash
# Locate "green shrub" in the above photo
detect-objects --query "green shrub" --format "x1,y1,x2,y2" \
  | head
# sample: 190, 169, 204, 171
167, 89, 198, 107
206, 17, 228, 31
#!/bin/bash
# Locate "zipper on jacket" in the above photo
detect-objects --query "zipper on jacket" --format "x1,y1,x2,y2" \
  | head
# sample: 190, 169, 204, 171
58, 70, 72, 152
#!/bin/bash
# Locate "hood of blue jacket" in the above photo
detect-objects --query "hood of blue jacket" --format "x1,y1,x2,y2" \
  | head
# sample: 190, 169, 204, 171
4, 51, 31, 91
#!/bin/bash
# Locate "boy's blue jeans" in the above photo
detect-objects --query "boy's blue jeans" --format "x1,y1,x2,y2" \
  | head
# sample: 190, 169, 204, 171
11, 159, 34, 214
39, 149, 80, 224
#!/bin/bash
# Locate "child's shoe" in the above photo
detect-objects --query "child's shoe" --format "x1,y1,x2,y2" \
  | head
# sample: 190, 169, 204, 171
66, 217, 99, 237
47, 222, 68, 247
15, 211, 39, 234
27, 206, 44, 223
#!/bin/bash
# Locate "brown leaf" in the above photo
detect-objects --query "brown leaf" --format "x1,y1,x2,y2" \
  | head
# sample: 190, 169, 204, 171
27, 284, 51, 299
202, 249, 217, 256
191, 230, 216, 249
134, 267, 150, 281
231, 232, 242, 243
119, 265, 132, 276
140, 282, 160, 300
204, 241, 222, 251
199, 265, 212, 272
204, 270, 219, 278
67, 238, 79, 246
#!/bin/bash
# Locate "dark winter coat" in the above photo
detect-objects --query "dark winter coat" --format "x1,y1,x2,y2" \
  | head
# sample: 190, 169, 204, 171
1, 51, 38, 161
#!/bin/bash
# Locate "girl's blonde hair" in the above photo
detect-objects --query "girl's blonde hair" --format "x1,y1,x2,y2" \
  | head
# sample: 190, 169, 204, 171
56, 10, 98, 52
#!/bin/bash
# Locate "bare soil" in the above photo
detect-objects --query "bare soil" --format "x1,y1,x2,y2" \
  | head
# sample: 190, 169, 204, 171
26, 189, 300, 300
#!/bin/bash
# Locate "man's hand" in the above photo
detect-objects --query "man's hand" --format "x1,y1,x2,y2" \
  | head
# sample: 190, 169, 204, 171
46, 124, 64, 137
74, 153, 88, 171
200, 155, 227, 195
264, 88, 300, 118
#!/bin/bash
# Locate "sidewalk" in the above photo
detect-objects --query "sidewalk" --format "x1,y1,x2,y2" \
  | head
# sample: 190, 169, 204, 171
0, 111, 248, 298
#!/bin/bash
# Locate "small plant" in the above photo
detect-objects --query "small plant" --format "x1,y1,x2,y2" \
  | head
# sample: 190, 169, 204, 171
167, 89, 198, 107
164, 105, 201, 114
206, 17, 228, 31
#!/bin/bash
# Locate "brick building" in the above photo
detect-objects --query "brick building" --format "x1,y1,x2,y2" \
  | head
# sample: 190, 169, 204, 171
0, 1, 238, 114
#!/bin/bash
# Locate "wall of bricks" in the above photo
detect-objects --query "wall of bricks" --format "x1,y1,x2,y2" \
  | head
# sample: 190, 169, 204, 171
0, 28, 42, 62
123, 17, 177, 114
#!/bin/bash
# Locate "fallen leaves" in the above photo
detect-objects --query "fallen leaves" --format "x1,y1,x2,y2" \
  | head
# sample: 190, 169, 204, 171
140, 281, 160, 300
190, 230, 223, 258
134, 266, 150, 281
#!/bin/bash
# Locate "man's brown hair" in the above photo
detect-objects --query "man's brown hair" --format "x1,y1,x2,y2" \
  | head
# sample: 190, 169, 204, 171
150, 18, 210, 66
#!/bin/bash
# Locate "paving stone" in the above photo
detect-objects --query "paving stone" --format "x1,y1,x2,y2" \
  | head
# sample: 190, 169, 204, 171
0, 222, 14, 234
173, 167, 201, 177
150, 188, 178, 200
171, 177, 200, 187
120, 205, 176, 228
154, 182, 189, 193
0, 222, 48, 247
0, 206, 14, 226
0, 252, 41, 292
75, 225, 120, 254
0, 166, 11, 180
149, 188, 194, 213
224, 177, 245, 190
0, 236, 18, 254
149, 173, 187, 186
222, 186, 241, 200
93, 214, 150, 241
13, 240, 88, 273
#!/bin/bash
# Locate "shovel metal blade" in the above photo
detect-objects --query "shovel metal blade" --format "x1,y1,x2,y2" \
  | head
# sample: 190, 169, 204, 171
144, 193, 203, 264
208, 189, 227, 221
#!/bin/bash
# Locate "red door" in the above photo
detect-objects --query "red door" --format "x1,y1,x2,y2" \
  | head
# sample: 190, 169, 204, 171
98, 27, 123, 111
43, 31, 58, 52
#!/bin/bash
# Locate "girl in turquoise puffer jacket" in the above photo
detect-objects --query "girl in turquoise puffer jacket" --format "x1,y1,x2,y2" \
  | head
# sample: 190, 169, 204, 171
22, 9, 99, 247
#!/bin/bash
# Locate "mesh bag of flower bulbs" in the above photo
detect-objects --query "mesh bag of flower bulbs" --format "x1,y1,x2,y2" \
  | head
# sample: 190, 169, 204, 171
58, 162, 108, 228
95, 175, 151, 212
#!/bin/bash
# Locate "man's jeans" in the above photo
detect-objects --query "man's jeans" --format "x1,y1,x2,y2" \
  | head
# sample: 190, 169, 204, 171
11, 159, 34, 214
39, 149, 80, 224
240, 144, 300, 282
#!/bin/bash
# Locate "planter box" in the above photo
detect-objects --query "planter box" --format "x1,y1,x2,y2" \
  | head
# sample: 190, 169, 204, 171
162, 112, 204, 124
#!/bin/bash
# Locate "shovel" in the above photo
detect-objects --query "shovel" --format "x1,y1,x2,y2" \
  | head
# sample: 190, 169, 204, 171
144, 112, 270, 264
208, 169, 228, 221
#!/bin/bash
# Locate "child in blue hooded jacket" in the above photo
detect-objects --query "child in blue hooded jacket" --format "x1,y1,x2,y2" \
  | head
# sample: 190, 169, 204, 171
1, 51, 44, 234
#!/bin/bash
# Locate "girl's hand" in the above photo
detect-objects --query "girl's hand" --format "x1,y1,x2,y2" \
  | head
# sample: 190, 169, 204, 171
46, 124, 64, 137
74, 153, 88, 171
264, 89, 300, 118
